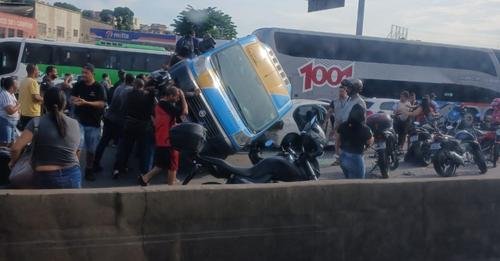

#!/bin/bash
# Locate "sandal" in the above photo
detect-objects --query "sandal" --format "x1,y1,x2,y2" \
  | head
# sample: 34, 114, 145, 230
137, 175, 148, 186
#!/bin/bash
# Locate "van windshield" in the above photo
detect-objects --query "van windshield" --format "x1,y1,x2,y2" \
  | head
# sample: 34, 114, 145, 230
211, 44, 278, 133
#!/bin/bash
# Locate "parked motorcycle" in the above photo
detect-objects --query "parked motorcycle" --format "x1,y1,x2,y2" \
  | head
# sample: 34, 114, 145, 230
174, 116, 326, 185
405, 121, 434, 166
366, 113, 399, 178
430, 127, 488, 177
466, 122, 499, 168
444, 105, 476, 135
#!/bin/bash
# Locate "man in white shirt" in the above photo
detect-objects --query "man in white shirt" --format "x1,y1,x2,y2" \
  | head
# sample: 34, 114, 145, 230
393, 91, 411, 151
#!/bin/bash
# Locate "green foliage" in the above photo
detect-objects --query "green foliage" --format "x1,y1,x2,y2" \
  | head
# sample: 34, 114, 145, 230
99, 9, 114, 24
53, 2, 81, 12
171, 5, 237, 40
82, 10, 94, 19
113, 7, 134, 30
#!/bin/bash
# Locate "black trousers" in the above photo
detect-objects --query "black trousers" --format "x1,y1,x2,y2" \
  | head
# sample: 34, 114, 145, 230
94, 118, 122, 167
113, 118, 153, 174
18, 116, 36, 131
394, 119, 409, 148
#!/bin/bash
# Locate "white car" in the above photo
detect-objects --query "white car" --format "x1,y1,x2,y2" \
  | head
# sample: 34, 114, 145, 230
264, 99, 329, 148
365, 98, 399, 116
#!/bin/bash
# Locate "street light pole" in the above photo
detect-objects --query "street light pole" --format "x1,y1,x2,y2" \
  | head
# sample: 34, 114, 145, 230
356, 0, 365, 35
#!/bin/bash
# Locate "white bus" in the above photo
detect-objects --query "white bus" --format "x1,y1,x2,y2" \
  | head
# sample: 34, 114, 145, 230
0, 38, 169, 83
254, 27, 500, 103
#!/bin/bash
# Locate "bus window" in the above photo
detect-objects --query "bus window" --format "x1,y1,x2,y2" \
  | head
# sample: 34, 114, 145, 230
494, 50, 500, 64
0, 42, 20, 75
89, 50, 108, 69
145, 54, 164, 71
22, 43, 53, 64
108, 55, 119, 69
59, 47, 90, 67
118, 52, 132, 70
131, 54, 146, 71
274, 32, 497, 76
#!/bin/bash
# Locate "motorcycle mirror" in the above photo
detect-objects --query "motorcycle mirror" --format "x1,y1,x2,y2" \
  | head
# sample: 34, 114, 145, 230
264, 140, 274, 148
446, 125, 453, 130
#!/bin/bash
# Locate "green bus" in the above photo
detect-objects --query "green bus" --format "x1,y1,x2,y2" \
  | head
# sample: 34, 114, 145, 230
0, 38, 169, 83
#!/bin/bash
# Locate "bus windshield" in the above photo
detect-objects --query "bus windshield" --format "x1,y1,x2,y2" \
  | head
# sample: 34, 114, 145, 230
0, 42, 20, 75
211, 44, 278, 133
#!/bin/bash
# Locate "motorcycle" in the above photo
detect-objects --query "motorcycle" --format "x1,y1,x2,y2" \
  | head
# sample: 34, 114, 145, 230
430, 127, 488, 177
174, 116, 326, 185
366, 113, 399, 179
405, 121, 434, 166
476, 128, 499, 168
444, 105, 477, 135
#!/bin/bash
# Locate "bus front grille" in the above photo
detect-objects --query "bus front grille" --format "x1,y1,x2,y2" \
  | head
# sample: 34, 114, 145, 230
186, 95, 222, 139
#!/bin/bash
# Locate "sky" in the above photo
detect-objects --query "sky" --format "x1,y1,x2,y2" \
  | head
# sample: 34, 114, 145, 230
49, 0, 500, 49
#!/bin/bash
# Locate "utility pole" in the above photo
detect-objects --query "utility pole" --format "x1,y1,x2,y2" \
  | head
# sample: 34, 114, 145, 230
356, 0, 365, 35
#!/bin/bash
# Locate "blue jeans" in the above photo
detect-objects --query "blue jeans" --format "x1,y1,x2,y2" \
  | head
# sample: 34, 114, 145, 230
35, 165, 82, 189
340, 151, 366, 179
0, 116, 18, 144
79, 124, 102, 153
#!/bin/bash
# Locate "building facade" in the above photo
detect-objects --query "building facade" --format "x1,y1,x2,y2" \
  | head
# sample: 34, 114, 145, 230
34, 1, 80, 42
80, 18, 112, 43
0, 11, 37, 38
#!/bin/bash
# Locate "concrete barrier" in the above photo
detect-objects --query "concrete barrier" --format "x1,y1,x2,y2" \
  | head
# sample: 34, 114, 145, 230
1, 176, 500, 261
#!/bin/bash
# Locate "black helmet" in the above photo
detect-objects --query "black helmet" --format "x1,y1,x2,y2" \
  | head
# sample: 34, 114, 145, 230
149, 69, 173, 88
341, 78, 363, 94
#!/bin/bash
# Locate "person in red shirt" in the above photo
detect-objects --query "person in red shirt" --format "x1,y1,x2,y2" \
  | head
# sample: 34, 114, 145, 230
138, 86, 188, 186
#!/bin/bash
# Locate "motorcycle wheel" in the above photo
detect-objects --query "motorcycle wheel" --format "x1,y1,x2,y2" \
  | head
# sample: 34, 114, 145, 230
389, 149, 399, 171
432, 152, 458, 177
493, 144, 499, 168
473, 149, 488, 174
404, 144, 414, 162
248, 144, 263, 165
420, 144, 432, 167
377, 150, 389, 179
388, 136, 399, 171
182, 165, 216, 185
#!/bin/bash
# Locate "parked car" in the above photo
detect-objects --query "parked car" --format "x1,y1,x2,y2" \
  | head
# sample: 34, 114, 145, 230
365, 98, 399, 116
263, 99, 329, 148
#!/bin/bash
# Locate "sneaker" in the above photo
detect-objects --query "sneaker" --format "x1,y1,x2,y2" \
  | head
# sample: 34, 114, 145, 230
112, 170, 120, 180
137, 175, 148, 186
85, 168, 96, 181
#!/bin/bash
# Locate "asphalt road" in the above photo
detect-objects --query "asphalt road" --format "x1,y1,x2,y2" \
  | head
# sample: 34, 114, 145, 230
81, 146, 500, 188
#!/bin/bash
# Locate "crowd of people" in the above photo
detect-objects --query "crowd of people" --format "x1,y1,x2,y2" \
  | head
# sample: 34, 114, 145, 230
392, 91, 439, 152
326, 80, 442, 179
0, 28, 218, 190
1, 62, 190, 189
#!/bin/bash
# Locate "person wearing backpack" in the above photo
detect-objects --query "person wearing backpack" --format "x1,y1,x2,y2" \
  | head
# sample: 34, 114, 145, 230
175, 29, 200, 59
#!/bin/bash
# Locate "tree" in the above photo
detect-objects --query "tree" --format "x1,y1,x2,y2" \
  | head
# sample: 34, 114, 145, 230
113, 7, 134, 30
171, 5, 237, 40
99, 9, 114, 24
53, 2, 80, 12
82, 10, 94, 19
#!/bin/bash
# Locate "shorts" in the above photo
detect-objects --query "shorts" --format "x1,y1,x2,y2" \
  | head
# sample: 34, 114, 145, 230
154, 147, 179, 171
79, 124, 101, 153
0, 117, 18, 144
